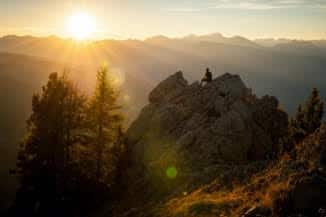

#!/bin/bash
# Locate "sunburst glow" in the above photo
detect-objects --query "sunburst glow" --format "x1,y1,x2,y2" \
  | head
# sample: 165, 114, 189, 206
67, 12, 95, 41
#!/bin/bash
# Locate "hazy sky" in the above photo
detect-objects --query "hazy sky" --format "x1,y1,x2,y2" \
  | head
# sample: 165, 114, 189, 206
1, 0, 326, 39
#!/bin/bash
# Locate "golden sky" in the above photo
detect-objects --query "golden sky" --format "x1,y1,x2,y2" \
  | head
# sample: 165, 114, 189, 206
1, 0, 326, 40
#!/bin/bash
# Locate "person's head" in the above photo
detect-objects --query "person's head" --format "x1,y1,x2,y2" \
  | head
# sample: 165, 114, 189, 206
206, 68, 210, 73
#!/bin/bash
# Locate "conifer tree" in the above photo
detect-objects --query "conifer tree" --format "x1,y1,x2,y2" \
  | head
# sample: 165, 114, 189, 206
14, 72, 86, 216
289, 104, 306, 143
304, 88, 324, 134
289, 88, 324, 145
88, 66, 123, 183
12, 68, 125, 216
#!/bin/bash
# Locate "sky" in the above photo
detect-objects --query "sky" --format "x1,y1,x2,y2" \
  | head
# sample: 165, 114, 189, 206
0, 0, 326, 40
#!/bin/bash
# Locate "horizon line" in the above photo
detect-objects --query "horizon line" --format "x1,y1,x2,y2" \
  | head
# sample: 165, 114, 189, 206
0, 32, 325, 42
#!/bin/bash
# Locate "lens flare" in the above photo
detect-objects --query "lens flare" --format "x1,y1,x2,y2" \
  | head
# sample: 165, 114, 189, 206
166, 166, 178, 179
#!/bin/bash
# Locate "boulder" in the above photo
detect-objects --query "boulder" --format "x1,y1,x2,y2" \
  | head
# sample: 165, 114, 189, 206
290, 172, 326, 215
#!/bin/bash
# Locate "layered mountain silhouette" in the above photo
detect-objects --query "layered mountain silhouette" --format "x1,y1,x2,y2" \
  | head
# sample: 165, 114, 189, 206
1, 33, 326, 118
148, 33, 260, 48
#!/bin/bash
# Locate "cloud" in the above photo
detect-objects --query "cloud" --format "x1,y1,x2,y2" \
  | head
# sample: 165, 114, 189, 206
166, 8, 201, 13
212, 2, 284, 10
165, 0, 326, 13
211, 0, 326, 10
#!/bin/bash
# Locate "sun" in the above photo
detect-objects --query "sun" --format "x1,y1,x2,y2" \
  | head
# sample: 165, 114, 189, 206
67, 12, 95, 41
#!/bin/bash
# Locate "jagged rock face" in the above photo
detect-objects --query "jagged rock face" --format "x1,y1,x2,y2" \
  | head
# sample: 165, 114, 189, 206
127, 71, 288, 174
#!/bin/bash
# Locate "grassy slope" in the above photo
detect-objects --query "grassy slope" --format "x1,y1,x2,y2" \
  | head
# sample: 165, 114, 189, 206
152, 127, 326, 217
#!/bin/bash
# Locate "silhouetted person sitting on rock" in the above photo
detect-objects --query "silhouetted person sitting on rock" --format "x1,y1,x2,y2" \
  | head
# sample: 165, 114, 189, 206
200, 68, 213, 86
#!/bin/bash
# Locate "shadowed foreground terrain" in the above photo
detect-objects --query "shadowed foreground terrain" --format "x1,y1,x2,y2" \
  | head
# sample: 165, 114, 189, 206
1, 69, 326, 217
110, 72, 326, 217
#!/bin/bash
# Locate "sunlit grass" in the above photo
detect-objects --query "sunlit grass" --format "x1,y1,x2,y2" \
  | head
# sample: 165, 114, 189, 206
158, 155, 298, 217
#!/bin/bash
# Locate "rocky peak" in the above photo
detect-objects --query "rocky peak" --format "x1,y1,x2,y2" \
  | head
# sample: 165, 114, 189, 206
149, 71, 248, 104
127, 71, 288, 176
149, 70, 187, 103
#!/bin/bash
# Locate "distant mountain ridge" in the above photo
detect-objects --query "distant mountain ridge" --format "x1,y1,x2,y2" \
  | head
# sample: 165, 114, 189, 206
2, 33, 325, 49
1, 34, 326, 125
147, 33, 260, 48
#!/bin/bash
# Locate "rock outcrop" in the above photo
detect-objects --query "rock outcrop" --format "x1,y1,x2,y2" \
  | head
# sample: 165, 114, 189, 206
127, 71, 288, 175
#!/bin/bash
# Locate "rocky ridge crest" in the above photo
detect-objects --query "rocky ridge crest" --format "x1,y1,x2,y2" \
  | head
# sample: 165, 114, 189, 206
127, 71, 288, 174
